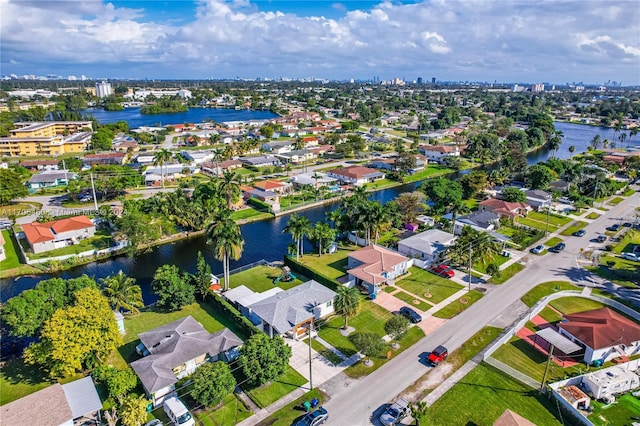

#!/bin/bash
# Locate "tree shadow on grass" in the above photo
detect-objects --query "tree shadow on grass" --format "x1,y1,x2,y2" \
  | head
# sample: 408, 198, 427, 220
2, 358, 53, 386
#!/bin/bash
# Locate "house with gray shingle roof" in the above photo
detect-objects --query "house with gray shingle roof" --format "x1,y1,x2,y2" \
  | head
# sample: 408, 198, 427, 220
397, 229, 456, 264
130, 316, 242, 407
453, 211, 501, 235
244, 280, 336, 339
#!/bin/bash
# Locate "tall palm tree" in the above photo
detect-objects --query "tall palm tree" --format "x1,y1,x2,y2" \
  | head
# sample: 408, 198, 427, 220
619, 132, 627, 149
568, 145, 576, 158
590, 135, 602, 150
206, 215, 244, 291
334, 285, 361, 330
217, 170, 241, 210
153, 148, 172, 188
448, 200, 470, 234
101, 270, 144, 314
212, 147, 226, 177
283, 214, 312, 259
313, 222, 336, 256
628, 127, 638, 148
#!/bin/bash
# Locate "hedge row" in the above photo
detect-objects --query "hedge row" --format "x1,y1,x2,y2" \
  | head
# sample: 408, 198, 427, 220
207, 291, 261, 339
283, 256, 340, 292
247, 198, 271, 212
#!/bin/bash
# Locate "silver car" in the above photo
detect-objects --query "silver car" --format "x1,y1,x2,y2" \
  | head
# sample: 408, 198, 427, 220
380, 398, 410, 426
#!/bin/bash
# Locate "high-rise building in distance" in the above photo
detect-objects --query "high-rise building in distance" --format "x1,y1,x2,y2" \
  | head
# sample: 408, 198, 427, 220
95, 81, 112, 98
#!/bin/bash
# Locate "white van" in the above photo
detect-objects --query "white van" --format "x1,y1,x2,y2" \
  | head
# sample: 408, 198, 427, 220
163, 397, 195, 426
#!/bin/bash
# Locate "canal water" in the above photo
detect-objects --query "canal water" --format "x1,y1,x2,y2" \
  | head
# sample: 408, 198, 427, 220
0, 119, 626, 302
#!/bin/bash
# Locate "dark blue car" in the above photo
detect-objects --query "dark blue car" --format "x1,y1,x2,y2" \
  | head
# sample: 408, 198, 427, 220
294, 407, 329, 426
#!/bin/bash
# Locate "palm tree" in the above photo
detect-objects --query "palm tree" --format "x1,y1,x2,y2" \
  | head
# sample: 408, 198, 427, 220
590, 135, 602, 150
217, 170, 241, 210
487, 169, 508, 188
101, 270, 144, 314
206, 215, 244, 291
313, 222, 336, 256
448, 200, 470, 234
628, 127, 638, 148
212, 147, 226, 177
153, 148, 172, 188
568, 145, 576, 158
282, 214, 312, 260
613, 119, 623, 147
334, 285, 361, 330
619, 132, 627, 149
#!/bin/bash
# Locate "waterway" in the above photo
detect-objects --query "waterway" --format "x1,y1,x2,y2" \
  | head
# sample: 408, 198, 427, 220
0, 121, 629, 302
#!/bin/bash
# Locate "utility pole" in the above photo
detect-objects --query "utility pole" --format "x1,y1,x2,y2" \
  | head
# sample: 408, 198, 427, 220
62, 159, 68, 182
468, 243, 473, 291
545, 205, 551, 236
90, 172, 98, 211
308, 318, 314, 390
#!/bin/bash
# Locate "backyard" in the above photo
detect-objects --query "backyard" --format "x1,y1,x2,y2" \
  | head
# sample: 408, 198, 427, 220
296, 248, 355, 280
222, 263, 308, 292
0, 230, 40, 278
521, 281, 579, 307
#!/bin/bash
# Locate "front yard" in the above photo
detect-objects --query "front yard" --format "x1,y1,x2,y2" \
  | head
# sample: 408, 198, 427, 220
395, 267, 464, 304
295, 248, 355, 280
432, 290, 484, 318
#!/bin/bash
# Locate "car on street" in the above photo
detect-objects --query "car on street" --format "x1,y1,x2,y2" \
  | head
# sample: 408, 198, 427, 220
379, 398, 410, 426
621, 252, 640, 262
549, 243, 566, 253
530, 245, 545, 254
144, 421, 163, 426
428, 345, 449, 365
623, 222, 633, 228
429, 264, 455, 278
606, 224, 620, 232
0, 220, 12, 230
399, 306, 422, 323
595, 235, 607, 243
572, 229, 586, 237
294, 407, 329, 426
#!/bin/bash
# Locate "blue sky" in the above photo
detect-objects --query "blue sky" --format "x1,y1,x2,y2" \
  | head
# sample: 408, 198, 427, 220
1, 1, 638, 84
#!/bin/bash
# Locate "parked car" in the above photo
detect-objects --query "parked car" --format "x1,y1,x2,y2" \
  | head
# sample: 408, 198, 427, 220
606, 224, 620, 232
0, 220, 12, 230
428, 345, 449, 365
549, 243, 566, 253
145, 421, 163, 426
399, 306, 422, 324
429, 264, 455, 278
379, 398, 410, 426
623, 222, 633, 228
530, 245, 545, 254
621, 252, 640, 262
164, 397, 195, 426
595, 235, 607, 243
572, 229, 586, 237
294, 406, 329, 426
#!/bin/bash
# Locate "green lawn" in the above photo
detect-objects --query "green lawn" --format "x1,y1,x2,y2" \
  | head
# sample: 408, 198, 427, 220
230, 208, 273, 222
432, 290, 483, 319
195, 393, 253, 426
521, 281, 578, 307
527, 211, 572, 227
612, 229, 639, 255
586, 212, 601, 220
587, 261, 639, 289
548, 297, 605, 315
0, 230, 22, 269
0, 358, 57, 405
473, 254, 509, 274
538, 306, 563, 323
395, 267, 464, 304
420, 363, 562, 426
623, 188, 636, 196
0, 202, 40, 218
223, 264, 307, 292
256, 389, 326, 426
544, 237, 563, 247
297, 249, 354, 280
608, 196, 624, 206
25, 230, 113, 260
590, 393, 640, 426
305, 338, 344, 365
403, 164, 454, 183
516, 216, 560, 232
244, 366, 308, 408
447, 327, 503, 369
488, 263, 525, 284
560, 221, 588, 236
392, 291, 432, 312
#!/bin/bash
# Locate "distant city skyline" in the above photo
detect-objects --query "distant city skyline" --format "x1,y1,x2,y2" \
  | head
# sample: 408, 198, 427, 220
1, 1, 638, 85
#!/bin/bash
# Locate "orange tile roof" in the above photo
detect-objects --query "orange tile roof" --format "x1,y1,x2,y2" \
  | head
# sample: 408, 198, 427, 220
22, 222, 54, 244
559, 307, 640, 350
329, 166, 381, 179
50, 215, 94, 233
22, 215, 94, 245
348, 244, 408, 285
254, 180, 286, 190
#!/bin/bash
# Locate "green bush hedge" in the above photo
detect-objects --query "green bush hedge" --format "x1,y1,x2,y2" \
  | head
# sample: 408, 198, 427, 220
283, 256, 340, 291
207, 291, 261, 339
247, 198, 271, 211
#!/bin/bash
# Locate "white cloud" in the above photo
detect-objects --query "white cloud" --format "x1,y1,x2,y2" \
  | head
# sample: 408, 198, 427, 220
0, 0, 638, 83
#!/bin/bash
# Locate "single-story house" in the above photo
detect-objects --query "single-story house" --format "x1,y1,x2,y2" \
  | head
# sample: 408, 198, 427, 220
21, 215, 95, 254
397, 229, 456, 264
479, 198, 531, 219
1, 376, 102, 426
180, 150, 214, 165
130, 316, 242, 407
239, 280, 336, 339
253, 179, 291, 194
453, 211, 501, 235
262, 140, 295, 154
224, 285, 283, 318
290, 172, 338, 190
240, 155, 281, 168
581, 364, 640, 400
200, 159, 243, 177
418, 144, 461, 163
347, 244, 410, 295
27, 170, 76, 190
82, 152, 127, 167
558, 307, 640, 364
327, 166, 385, 186
21, 159, 59, 171
501, 189, 552, 211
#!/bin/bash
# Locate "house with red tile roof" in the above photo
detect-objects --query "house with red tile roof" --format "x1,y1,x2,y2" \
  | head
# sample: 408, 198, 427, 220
346, 244, 410, 295
253, 179, 291, 194
21, 215, 95, 254
327, 165, 385, 186
479, 198, 531, 219
558, 307, 640, 364
82, 152, 127, 167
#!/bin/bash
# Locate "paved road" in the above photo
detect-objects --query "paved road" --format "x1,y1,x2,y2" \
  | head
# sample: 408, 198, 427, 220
322, 191, 640, 425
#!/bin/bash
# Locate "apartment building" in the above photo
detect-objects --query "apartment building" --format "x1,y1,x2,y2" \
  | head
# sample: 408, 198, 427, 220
0, 121, 93, 157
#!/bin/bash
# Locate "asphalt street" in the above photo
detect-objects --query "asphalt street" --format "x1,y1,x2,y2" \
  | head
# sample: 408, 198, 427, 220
322, 191, 639, 425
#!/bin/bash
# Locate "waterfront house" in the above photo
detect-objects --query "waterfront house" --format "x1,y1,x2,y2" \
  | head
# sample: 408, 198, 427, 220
397, 229, 456, 265
21, 215, 95, 254
290, 172, 338, 190
327, 165, 385, 186
130, 316, 242, 407
418, 145, 462, 164
346, 244, 410, 295
253, 179, 291, 194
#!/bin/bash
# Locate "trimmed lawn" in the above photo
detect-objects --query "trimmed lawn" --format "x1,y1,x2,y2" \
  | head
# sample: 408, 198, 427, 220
516, 216, 559, 232
590, 393, 640, 426
488, 263, 525, 284
447, 326, 503, 369
473, 254, 509, 274
586, 212, 601, 219
527, 211, 571, 227
305, 338, 344, 365
0, 202, 40, 218
383, 286, 396, 293
0, 358, 56, 405
196, 393, 252, 426
297, 249, 354, 280
560, 221, 588, 236
544, 237, 563, 247
549, 297, 605, 315
608, 196, 624, 206
403, 164, 454, 183
225, 264, 307, 292
0, 230, 22, 269
587, 262, 638, 289
612, 229, 639, 255
392, 291, 432, 312
26, 230, 113, 260
231, 208, 273, 222
521, 281, 578, 307
244, 366, 308, 408
420, 363, 562, 426
623, 188, 635, 196
432, 290, 483, 319
538, 306, 563, 323
256, 389, 327, 426
395, 267, 464, 304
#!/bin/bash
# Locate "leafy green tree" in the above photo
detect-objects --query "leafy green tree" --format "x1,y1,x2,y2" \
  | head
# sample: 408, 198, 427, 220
23, 287, 122, 377
36, 211, 54, 223
486, 263, 501, 279
526, 164, 555, 189
118, 394, 149, 426
191, 362, 236, 407
459, 170, 488, 199
101, 270, 144, 314
395, 191, 426, 224
384, 315, 410, 343
152, 264, 194, 311
93, 365, 138, 400
395, 152, 417, 176
206, 214, 244, 291
239, 334, 292, 387
501, 187, 527, 203
59, 157, 82, 171
0, 168, 28, 205
350, 332, 385, 362
91, 127, 115, 151
421, 177, 463, 214
194, 251, 213, 300
334, 285, 361, 330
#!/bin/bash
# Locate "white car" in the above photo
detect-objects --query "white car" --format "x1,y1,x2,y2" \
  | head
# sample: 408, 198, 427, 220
621, 252, 640, 262
530, 245, 545, 254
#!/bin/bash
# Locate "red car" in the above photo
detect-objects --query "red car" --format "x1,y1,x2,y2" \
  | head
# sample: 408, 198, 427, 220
429, 264, 455, 278
428, 345, 449, 365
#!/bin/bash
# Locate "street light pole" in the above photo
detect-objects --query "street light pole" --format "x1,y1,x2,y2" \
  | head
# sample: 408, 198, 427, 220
545, 205, 551, 236
308, 318, 314, 390
468, 243, 473, 291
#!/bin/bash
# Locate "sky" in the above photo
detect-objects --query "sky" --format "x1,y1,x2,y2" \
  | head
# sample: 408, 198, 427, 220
1, 0, 639, 84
